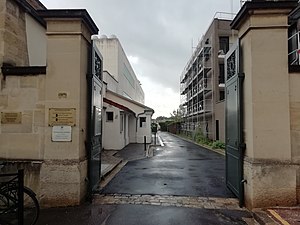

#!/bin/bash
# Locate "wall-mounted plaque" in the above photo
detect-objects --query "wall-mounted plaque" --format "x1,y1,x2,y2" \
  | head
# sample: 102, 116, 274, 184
52, 126, 72, 142
49, 108, 76, 126
1, 112, 22, 124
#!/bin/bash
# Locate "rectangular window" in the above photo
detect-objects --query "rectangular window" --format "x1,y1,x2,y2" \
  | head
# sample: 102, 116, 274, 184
139, 117, 146, 128
106, 111, 113, 122
219, 36, 229, 54
219, 64, 225, 84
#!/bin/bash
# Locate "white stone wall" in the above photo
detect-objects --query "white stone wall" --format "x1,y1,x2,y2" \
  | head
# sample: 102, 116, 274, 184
95, 37, 145, 104
102, 106, 125, 150
25, 13, 46, 66
136, 114, 152, 143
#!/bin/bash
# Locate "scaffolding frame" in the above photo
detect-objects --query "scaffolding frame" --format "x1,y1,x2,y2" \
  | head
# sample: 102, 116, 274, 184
180, 37, 213, 138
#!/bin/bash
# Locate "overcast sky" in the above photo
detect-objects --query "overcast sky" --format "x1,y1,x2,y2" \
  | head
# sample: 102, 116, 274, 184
41, 0, 241, 118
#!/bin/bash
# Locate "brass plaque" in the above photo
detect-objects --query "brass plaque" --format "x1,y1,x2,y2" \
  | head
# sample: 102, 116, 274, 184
49, 108, 76, 126
1, 112, 22, 124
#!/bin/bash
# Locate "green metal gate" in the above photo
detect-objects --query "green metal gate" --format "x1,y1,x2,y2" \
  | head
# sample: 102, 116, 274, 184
225, 41, 245, 207
87, 41, 103, 196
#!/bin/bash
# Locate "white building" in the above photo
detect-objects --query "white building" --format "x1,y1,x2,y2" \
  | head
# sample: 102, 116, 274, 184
94, 36, 154, 150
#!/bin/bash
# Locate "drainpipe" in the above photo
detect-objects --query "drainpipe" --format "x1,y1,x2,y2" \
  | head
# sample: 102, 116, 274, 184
238, 72, 246, 207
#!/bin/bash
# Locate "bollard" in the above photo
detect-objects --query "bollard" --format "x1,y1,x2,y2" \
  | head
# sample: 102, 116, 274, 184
154, 133, 156, 145
144, 136, 147, 152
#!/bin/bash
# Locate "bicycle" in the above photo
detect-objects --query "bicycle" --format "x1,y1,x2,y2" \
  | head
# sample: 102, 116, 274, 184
0, 162, 39, 225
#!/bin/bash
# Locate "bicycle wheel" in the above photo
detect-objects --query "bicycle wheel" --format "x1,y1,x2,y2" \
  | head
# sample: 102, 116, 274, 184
0, 189, 18, 225
23, 187, 39, 225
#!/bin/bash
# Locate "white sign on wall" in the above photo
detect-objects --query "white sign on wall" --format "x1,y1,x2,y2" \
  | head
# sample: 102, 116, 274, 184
52, 126, 72, 142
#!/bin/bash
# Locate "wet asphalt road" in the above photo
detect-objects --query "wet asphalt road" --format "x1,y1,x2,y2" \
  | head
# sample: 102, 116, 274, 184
37, 132, 253, 225
38, 204, 252, 225
102, 132, 234, 198
94, 132, 252, 225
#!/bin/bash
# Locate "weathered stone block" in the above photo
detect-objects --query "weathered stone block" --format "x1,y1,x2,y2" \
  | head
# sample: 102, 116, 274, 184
6, 0, 18, 19
290, 102, 300, 131
9, 88, 38, 110
35, 103, 45, 109
0, 94, 8, 107
20, 76, 37, 88
37, 76, 45, 101
5, 13, 19, 35
39, 182, 81, 207
0, 33, 4, 58
39, 162, 87, 207
0, 133, 42, 159
3, 9, 28, 66
291, 130, 300, 161
0, 1, 5, 14
244, 159, 297, 209
40, 162, 80, 184
253, 187, 296, 208
33, 109, 45, 128
6, 77, 19, 88
297, 168, 300, 203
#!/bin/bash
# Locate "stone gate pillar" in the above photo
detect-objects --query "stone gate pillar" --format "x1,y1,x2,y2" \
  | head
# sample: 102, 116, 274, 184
231, 0, 299, 209
37, 10, 98, 207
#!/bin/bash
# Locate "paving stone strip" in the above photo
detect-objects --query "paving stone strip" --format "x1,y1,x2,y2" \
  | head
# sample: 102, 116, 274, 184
94, 194, 244, 210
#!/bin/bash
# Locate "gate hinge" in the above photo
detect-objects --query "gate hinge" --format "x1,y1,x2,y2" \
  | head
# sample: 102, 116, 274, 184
238, 73, 245, 80
239, 142, 246, 151
86, 73, 93, 79
241, 179, 247, 184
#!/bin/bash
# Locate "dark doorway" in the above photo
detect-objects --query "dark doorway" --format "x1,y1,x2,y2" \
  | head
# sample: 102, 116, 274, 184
216, 120, 219, 140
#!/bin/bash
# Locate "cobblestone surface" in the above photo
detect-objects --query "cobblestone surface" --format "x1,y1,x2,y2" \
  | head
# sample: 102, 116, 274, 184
94, 194, 243, 211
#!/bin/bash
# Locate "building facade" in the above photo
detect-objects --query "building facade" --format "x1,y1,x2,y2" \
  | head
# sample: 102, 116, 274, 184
94, 36, 154, 150
0, 0, 103, 207
180, 15, 237, 142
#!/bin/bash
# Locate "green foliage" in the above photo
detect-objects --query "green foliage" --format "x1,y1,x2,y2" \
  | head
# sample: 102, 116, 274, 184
159, 121, 173, 131
155, 116, 168, 121
211, 140, 225, 149
169, 107, 184, 123
179, 128, 225, 150
159, 122, 167, 131
194, 128, 213, 146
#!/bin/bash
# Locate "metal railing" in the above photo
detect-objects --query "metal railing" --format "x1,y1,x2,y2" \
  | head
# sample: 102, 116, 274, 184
0, 165, 39, 225
0, 170, 24, 225
288, 30, 300, 65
